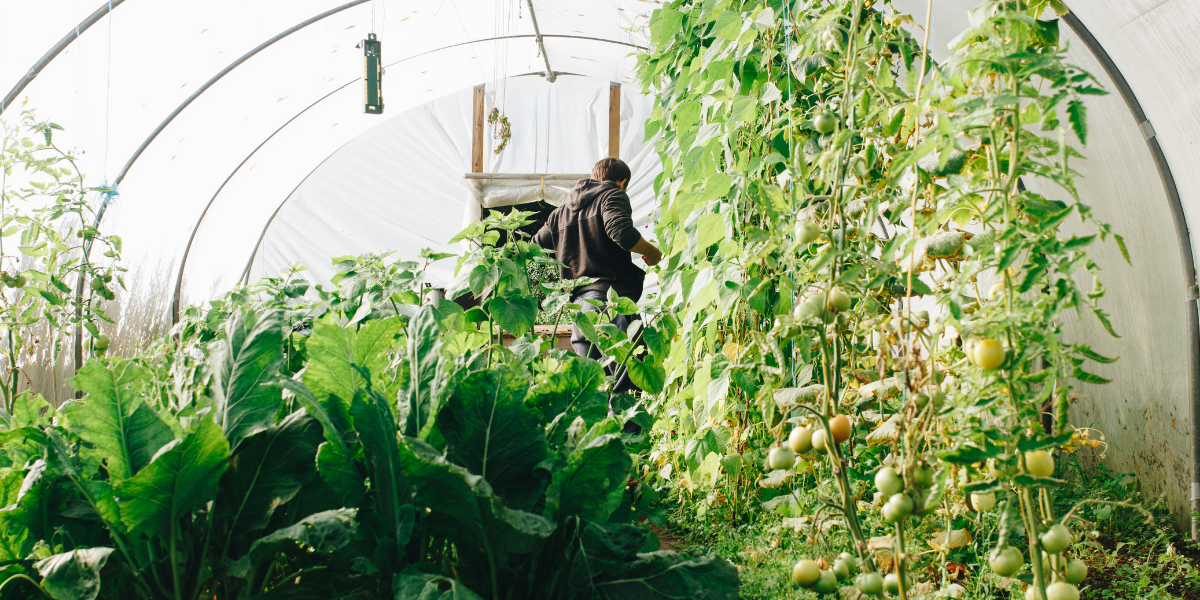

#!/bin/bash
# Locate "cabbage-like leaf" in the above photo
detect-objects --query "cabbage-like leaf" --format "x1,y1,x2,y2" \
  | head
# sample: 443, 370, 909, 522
399, 438, 554, 566
228, 508, 357, 579
303, 315, 402, 409
64, 360, 172, 481
116, 417, 230, 537
590, 552, 739, 599
210, 309, 286, 450
393, 570, 486, 600
527, 357, 608, 447
217, 410, 323, 539
544, 434, 631, 522
34, 547, 113, 600
404, 305, 442, 437
438, 367, 546, 508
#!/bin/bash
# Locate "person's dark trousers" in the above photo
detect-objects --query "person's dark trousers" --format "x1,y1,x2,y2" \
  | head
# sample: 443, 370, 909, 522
570, 289, 641, 397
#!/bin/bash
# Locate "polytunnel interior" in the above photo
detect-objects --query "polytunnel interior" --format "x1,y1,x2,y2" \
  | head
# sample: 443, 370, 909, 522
3, 0, 1200, 533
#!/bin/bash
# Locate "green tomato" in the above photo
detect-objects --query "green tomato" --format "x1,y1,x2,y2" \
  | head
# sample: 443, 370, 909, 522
970, 491, 997, 513
90, 276, 105, 291
815, 112, 837, 134
768, 447, 796, 471
883, 573, 901, 595
812, 428, 828, 454
1025, 450, 1055, 477
911, 465, 934, 488
796, 221, 821, 245
832, 559, 850, 581
1040, 524, 1072, 554
826, 286, 851, 313
838, 553, 858, 575
885, 494, 913, 521
792, 560, 821, 588
929, 390, 947, 409
989, 546, 1023, 577
1065, 558, 1088, 584
855, 572, 883, 596
93, 334, 110, 351
1046, 582, 1080, 600
789, 426, 813, 454
874, 467, 903, 497
814, 570, 838, 594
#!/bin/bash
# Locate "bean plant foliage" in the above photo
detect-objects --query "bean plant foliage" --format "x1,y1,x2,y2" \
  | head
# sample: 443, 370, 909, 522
636, 0, 1135, 598
0, 211, 738, 599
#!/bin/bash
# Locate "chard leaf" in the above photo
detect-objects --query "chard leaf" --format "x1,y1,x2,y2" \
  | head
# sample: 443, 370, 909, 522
399, 438, 554, 565
228, 508, 357, 579
404, 305, 442, 438
350, 388, 415, 564
438, 367, 546, 509
316, 441, 366, 508
528, 356, 609, 447
303, 315, 403, 409
64, 360, 172, 481
116, 417, 230, 538
393, 571, 486, 600
590, 552, 739, 599
216, 410, 323, 541
544, 434, 631, 522
34, 547, 113, 600
210, 309, 286, 450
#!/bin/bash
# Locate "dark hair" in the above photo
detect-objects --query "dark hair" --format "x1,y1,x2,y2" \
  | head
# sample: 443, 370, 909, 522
592, 157, 631, 183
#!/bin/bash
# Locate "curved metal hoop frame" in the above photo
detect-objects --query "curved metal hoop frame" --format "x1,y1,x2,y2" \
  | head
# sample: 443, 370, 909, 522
1059, 9, 1200, 540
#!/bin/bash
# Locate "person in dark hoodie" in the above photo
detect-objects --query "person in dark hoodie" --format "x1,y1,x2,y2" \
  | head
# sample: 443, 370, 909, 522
533, 158, 662, 393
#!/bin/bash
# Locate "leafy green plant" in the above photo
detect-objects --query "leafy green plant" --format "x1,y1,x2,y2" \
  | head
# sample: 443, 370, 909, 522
0, 230, 737, 599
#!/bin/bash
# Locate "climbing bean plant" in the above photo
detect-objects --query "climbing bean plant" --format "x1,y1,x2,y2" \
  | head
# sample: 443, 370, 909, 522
637, 0, 1134, 597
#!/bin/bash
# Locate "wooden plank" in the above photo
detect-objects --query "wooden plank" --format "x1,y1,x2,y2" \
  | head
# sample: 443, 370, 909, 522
472, 85, 485, 173
608, 82, 621, 158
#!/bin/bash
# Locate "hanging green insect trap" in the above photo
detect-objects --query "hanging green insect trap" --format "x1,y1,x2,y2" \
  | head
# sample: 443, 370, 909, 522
359, 33, 383, 114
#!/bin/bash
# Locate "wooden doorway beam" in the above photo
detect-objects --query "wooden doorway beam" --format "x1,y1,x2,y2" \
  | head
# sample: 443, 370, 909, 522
472, 84, 486, 173
608, 82, 621, 158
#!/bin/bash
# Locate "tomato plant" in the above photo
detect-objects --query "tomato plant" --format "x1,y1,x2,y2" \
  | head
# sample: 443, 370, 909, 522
634, 0, 1143, 597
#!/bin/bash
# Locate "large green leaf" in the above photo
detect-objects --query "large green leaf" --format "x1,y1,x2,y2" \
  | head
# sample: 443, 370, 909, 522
399, 438, 554, 565
116, 417, 230, 537
487, 292, 537, 338
63, 360, 173, 481
303, 315, 402, 407
438, 367, 546, 507
393, 571, 486, 600
403, 305, 442, 438
527, 357, 609, 447
315, 441, 366, 508
544, 434, 631, 522
217, 410, 323, 539
210, 309, 286, 450
591, 552, 739, 599
349, 389, 415, 561
33, 547, 113, 600
228, 508, 358, 579
625, 357, 667, 395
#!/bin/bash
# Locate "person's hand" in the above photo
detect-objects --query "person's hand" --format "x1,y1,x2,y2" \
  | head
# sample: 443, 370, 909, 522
642, 246, 662, 266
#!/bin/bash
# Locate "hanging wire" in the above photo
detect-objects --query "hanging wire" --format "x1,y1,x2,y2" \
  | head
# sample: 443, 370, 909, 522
103, 0, 113, 179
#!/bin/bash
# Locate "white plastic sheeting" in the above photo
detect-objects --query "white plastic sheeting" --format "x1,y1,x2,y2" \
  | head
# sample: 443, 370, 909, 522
243, 76, 661, 293
0, 0, 659, 303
